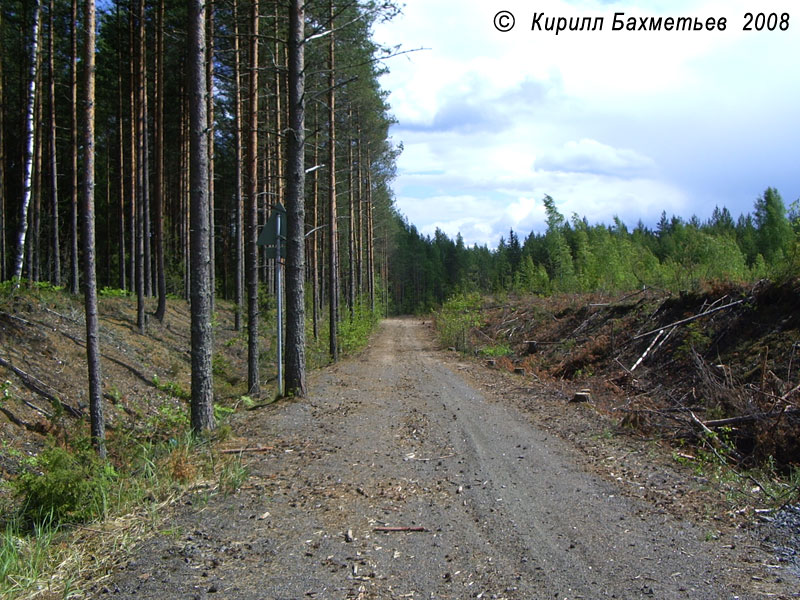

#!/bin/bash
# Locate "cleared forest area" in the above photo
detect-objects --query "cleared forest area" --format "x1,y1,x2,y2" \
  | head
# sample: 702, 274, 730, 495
436, 278, 800, 500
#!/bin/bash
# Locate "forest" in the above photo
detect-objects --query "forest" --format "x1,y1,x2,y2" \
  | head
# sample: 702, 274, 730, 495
2, 0, 800, 442
390, 190, 800, 314
0, 0, 407, 444
2, 1, 800, 595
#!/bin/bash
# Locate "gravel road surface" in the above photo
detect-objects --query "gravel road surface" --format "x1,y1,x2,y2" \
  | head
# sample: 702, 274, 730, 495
105, 318, 795, 599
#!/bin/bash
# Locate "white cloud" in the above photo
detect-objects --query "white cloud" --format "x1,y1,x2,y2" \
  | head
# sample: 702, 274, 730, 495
374, 0, 800, 248
536, 139, 656, 176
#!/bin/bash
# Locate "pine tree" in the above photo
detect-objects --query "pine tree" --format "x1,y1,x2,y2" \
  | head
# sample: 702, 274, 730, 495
82, 0, 105, 457
284, 0, 306, 396
188, 0, 215, 433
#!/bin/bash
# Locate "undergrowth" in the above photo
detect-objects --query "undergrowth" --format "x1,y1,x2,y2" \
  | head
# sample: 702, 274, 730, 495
0, 412, 243, 599
0, 285, 385, 598
434, 292, 484, 353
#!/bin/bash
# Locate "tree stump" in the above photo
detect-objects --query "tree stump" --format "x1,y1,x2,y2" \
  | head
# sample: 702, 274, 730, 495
571, 389, 592, 403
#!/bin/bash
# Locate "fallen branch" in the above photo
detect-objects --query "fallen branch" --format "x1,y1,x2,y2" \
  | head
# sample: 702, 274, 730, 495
0, 356, 82, 418
373, 526, 427, 533
42, 305, 81, 323
22, 399, 52, 419
220, 446, 275, 454
55, 328, 154, 385
633, 298, 747, 341
630, 329, 664, 372
0, 406, 33, 430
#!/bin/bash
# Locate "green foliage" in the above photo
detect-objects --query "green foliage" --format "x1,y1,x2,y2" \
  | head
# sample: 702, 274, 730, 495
14, 444, 118, 525
479, 344, 513, 357
99, 286, 130, 298
676, 323, 711, 359
213, 404, 235, 421
435, 293, 484, 353
339, 302, 380, 355
387, 190, 798, 313
151, 374, 190, 400
145, 403, 190, 441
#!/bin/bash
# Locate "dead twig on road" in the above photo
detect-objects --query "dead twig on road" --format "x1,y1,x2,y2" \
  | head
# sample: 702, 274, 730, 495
220, 446, 276, 454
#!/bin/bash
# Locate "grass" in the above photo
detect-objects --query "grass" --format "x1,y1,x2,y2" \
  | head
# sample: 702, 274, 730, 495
0, 514, 63, 598
0, 427, 245, 600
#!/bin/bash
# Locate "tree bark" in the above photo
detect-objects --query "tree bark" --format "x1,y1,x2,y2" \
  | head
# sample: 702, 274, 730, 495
206, 1, 216, 312
311, 106, 320, 341
116, 2, 126, 290
0, 9, 5, 281
153, 0, 167, 321
366, 154, 375, 312
47, 0, 60, 286
284, 0, 306, 397
29, 40, 43, 283
128, 3, 137, 296
347, 110, 355, 320
12, 0, 41, 285
134, 0, 146, 331
246, 0, 260, 395
356, 124, 363, 299
69, 0, 79, 293
232, 0, 244, 331
82, 0, 105, 457
327, 0, 339, 360
188, 0, 215, 433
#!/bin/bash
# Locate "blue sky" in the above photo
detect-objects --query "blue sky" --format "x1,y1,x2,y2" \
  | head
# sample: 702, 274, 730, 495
372, 0, 800, 247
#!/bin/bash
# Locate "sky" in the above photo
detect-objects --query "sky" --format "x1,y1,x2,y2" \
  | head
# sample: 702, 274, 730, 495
371, 0, 800, 248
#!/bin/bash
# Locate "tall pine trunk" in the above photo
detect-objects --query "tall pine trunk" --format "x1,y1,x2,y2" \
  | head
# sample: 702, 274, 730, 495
206, 2, 216, 312
69, 0, 79, 293
327, 0, 339, 360
116, 2, 126, 290
12, 0, 41, 285
0, 9, 6, 281
347, 112, 355, 320
311, 107, 320, 341
245, 0, 260, 394
232, 0, 244, 331
134, 0, 146, 331
284, 0, 306, 396
47, 0, 60, 286
366, 156, 375, 312
82, 0, 105, 457
153, 0, 167, 321
188, 0, 215, 433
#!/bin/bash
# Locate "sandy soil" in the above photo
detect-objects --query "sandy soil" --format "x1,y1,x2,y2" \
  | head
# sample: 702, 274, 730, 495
101, 318, 797, 599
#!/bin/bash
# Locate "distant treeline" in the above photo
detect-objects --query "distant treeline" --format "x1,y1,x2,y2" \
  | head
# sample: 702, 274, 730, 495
387, 188, 800, 313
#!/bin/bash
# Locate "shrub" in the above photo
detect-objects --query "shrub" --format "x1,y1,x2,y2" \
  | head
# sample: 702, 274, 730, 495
435, 292, 484, 352
14, 444, 118, 525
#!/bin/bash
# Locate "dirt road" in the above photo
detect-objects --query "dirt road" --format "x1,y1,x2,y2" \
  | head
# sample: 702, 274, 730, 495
106, 319, 793, 599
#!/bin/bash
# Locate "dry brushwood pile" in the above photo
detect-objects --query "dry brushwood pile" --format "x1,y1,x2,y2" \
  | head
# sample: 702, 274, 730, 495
471, 279, 800, 474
